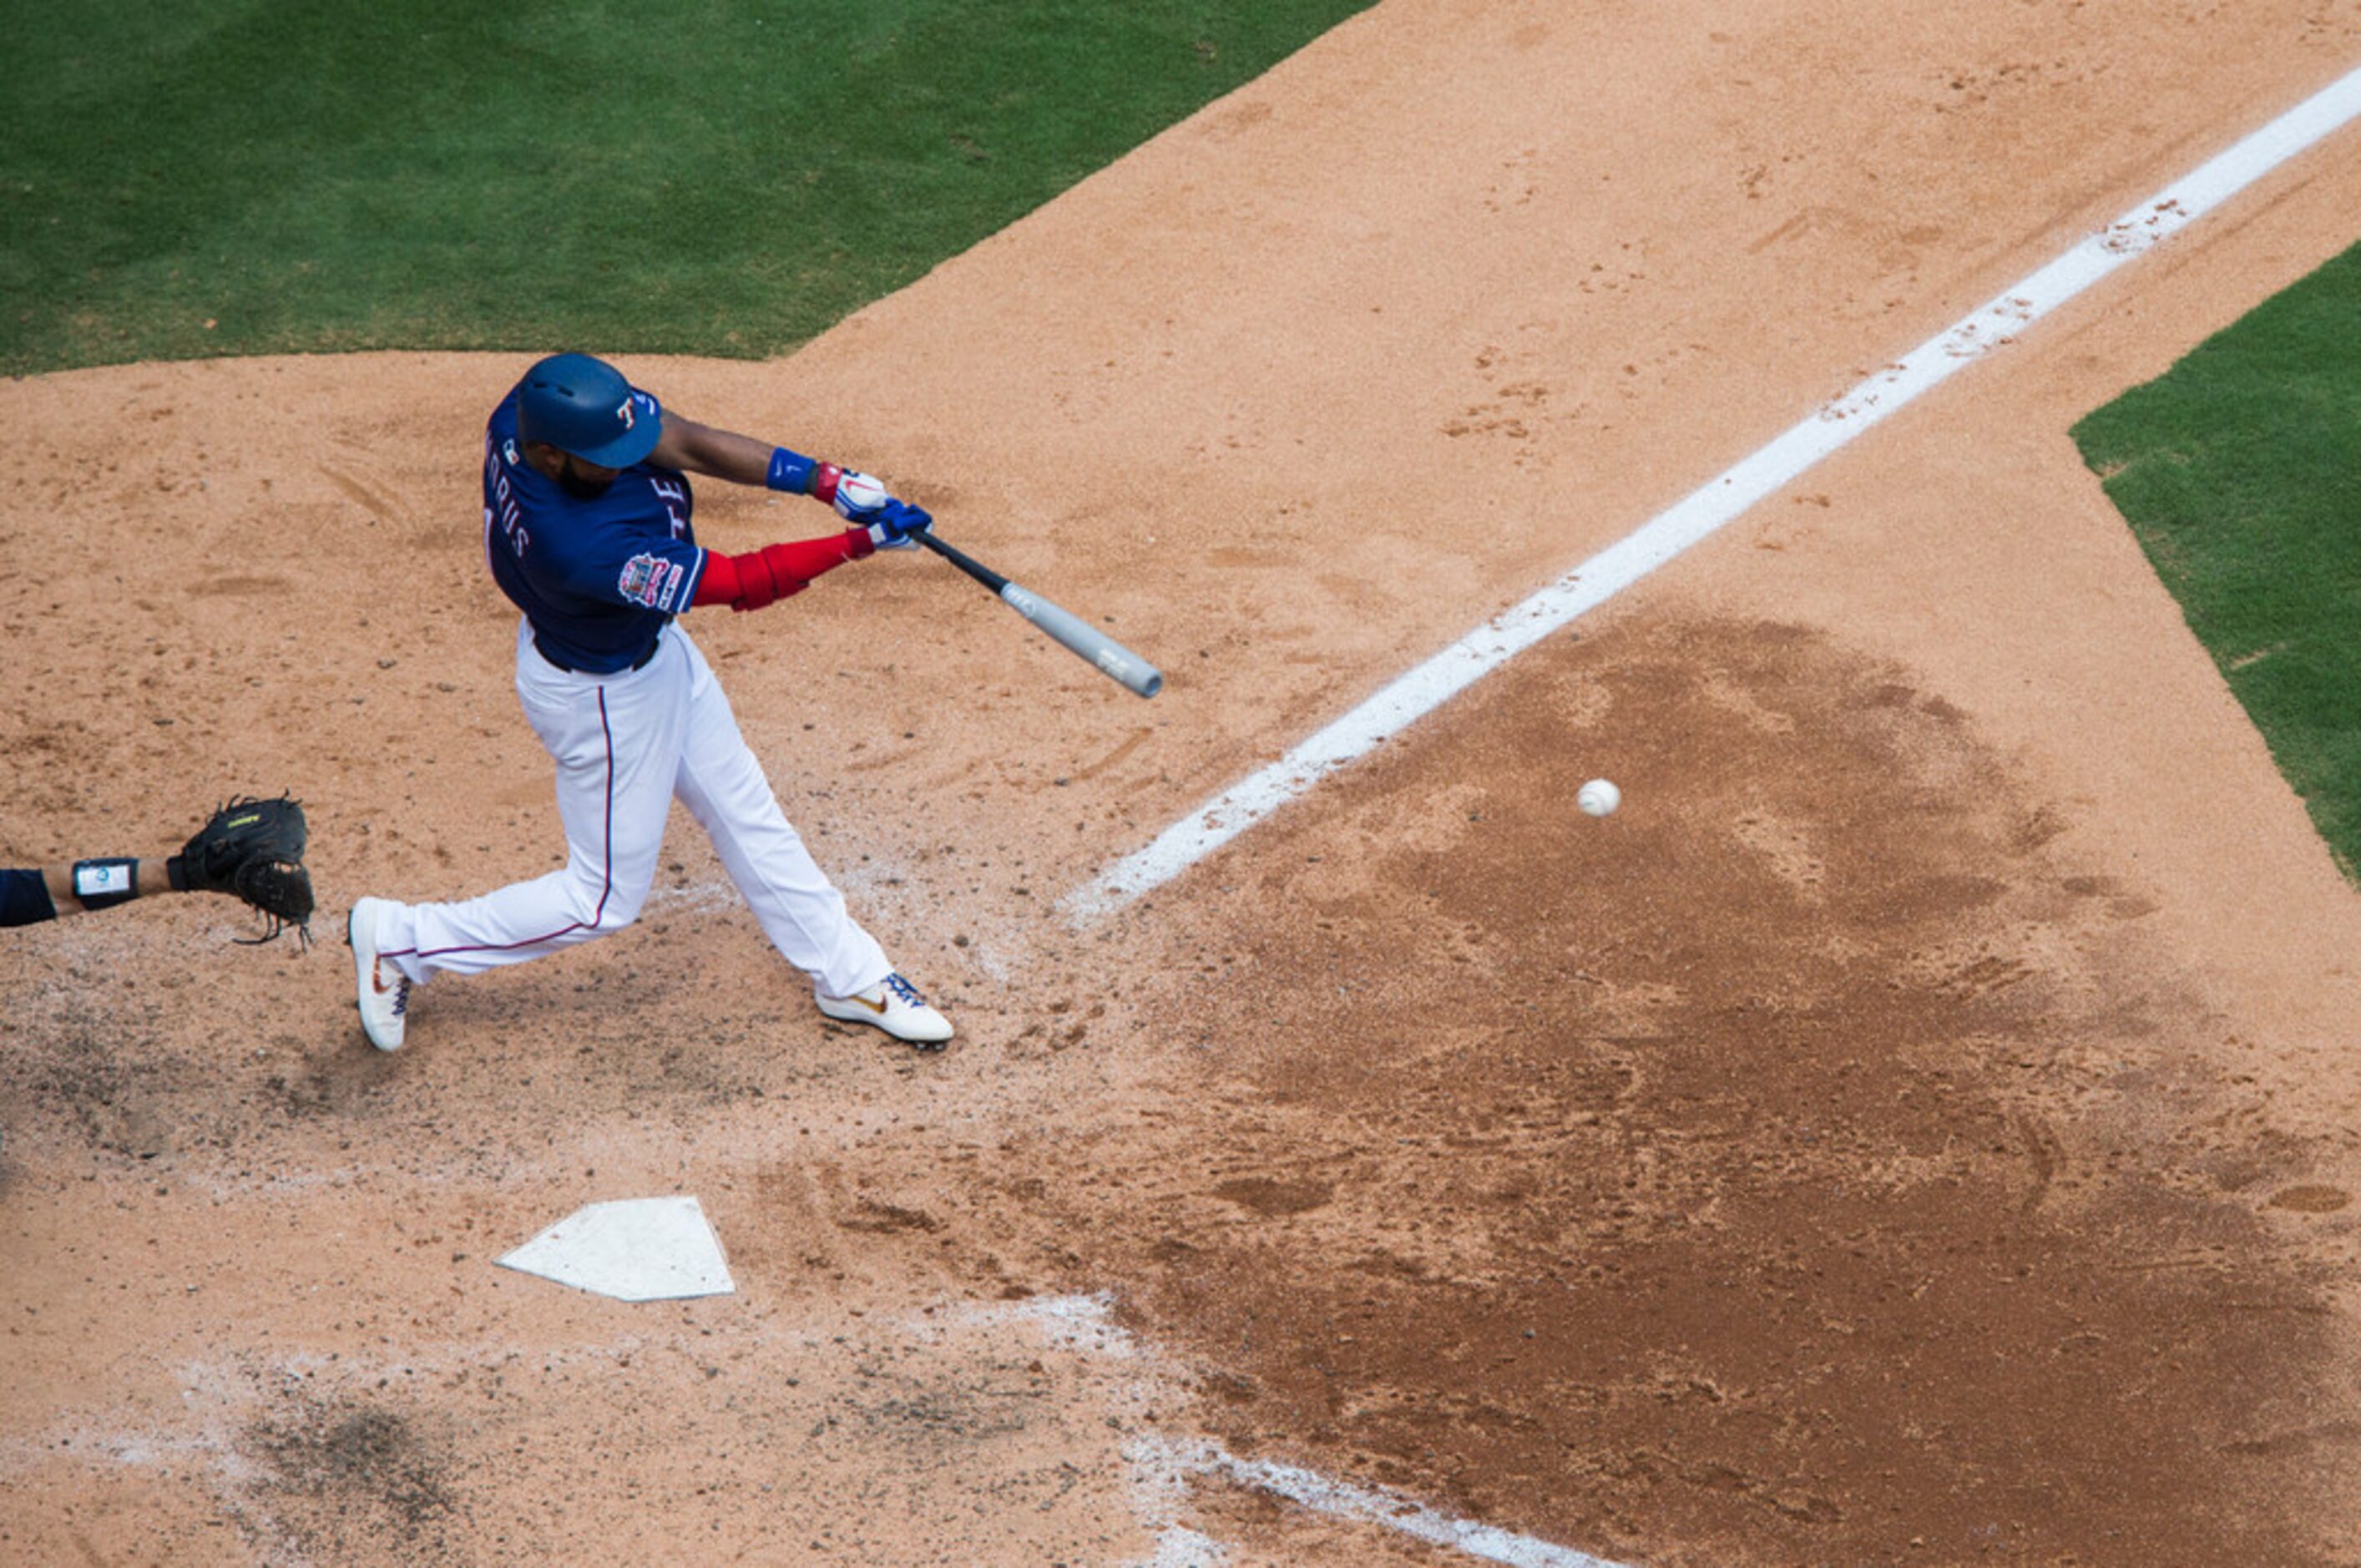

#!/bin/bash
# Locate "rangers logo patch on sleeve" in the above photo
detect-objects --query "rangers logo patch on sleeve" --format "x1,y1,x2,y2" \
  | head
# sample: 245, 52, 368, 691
619, 552, 686, 610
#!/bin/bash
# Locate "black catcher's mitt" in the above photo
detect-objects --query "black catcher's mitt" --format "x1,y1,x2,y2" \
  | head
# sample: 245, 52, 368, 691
169, 795, 315, 946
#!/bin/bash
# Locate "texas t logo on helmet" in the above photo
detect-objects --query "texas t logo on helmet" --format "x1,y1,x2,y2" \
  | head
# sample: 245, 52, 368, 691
514, 352, 664, 469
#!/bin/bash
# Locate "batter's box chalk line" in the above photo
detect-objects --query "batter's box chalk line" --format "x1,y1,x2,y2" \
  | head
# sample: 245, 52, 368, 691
1127, 1436, 1633, 1568
966, 1295, 1632, 1566
1065, 59, 2361, 922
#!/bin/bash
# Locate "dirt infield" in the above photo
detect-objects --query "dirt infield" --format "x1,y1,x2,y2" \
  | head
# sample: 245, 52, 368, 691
7, 1, 2361, 1562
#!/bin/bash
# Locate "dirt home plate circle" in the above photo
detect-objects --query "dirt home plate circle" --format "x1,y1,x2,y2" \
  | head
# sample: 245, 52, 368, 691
1577, 778, 1620, 817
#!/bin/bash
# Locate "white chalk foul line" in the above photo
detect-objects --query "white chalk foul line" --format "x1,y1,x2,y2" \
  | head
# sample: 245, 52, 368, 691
1124, 1435, 1624, 1558
1069, 63, 2361, 920
1204, 1448, 1630, 1568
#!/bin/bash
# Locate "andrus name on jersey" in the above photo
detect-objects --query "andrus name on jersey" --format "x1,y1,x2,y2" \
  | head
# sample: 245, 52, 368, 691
484, 436, 528, 556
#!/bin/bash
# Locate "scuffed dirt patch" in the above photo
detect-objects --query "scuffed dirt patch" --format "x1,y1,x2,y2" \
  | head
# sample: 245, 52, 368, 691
246, 1399, 467, 1565
1004, 619, 2348, 1564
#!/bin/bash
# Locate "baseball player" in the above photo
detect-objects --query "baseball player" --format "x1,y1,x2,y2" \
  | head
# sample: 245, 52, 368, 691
346, 353, 953, 1055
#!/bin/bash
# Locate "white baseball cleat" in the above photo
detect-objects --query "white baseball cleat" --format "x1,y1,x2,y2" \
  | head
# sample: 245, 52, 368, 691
816, 972, 953, 1049
347, 896, 411, 1052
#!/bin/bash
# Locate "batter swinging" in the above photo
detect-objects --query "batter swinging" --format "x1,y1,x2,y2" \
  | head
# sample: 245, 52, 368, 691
347, 353, 953, 1052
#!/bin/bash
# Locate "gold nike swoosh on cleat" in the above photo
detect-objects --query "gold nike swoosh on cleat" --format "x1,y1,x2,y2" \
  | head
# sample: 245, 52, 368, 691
372, 959, 398, 996
836, 993, 888, 1015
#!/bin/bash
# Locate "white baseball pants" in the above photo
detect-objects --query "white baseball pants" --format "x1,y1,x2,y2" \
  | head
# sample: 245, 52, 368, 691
375, 618, 892, 999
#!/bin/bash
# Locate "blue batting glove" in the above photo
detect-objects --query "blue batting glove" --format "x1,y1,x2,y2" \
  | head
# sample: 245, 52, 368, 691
866, 500, 933, 551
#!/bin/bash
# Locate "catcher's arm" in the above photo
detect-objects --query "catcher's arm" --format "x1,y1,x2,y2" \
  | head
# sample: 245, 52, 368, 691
31, 857, 171, 915
8, 797, 315, 946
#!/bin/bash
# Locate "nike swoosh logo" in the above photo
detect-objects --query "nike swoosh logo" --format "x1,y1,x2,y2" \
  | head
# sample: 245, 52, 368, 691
838, 993, 887, 1014
372, 959, 399, 996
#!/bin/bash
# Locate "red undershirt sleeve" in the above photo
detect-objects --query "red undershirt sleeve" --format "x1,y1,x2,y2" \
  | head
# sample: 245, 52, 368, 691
691, 529, 876, 612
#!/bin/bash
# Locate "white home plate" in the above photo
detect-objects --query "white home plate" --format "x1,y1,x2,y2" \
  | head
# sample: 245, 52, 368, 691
496, 1196, 735, 1302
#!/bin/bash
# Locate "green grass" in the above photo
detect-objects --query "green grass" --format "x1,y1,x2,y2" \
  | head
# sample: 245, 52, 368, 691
2071, 240, 2361, 878
0, 0, 1371, 374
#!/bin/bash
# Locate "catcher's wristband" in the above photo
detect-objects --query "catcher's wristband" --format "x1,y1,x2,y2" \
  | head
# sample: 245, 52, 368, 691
73, 858, 139, 909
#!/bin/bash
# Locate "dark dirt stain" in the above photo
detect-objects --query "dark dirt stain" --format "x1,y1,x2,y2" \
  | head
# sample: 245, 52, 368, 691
842, 1199, 947, 1234
248, 1399, 467, 1563
1, 993, 185, 1162
1021, 619, 2344, 1565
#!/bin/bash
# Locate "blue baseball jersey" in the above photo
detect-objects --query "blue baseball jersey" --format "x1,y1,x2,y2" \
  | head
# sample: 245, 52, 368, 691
482, 384, 707, 674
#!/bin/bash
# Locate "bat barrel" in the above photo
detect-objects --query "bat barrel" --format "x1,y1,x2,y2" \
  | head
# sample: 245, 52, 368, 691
1001, 583, 1163, 699
917, 528, 1161, 698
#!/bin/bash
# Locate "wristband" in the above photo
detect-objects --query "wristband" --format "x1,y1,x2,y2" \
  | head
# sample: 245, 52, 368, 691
73, 857, 139, 910
766, 448, 817, 493
765, 448, 846, 505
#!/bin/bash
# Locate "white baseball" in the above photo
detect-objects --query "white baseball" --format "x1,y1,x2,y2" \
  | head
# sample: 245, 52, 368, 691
1576, 778, 1620, 817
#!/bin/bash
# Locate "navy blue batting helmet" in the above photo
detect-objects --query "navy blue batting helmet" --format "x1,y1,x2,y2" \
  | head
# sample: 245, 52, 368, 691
515, 353, 663, 468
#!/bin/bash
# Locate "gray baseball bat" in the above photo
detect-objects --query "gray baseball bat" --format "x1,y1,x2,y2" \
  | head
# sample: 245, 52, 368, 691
916, 531, 1163, 699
